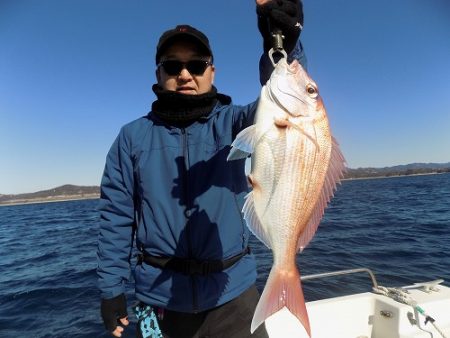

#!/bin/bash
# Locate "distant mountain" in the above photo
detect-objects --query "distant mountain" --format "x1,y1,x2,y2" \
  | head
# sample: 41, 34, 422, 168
344, 162, 450, 179
1, 162, 449, 205
0, 184, 100, 205
391, 162, 450, 170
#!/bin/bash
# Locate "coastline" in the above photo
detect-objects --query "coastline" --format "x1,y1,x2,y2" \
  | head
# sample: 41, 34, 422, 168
0, 194, 100, 207
342, 171, 448, 181
2, 172, 449, 207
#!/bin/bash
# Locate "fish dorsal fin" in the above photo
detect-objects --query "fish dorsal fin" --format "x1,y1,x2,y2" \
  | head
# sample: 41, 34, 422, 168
243, 192, 272, 249
227, 125, 257, 161
297, 136, 346, 251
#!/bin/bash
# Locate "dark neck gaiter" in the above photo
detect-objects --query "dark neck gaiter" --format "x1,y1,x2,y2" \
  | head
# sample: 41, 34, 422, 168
151, 84, 219, 124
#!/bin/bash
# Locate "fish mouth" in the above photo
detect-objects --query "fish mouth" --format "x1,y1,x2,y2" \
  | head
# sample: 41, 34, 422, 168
287, 59, 301, 74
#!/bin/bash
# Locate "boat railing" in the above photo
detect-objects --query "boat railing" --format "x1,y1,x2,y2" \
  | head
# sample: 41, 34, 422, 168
301, 267, 379, 289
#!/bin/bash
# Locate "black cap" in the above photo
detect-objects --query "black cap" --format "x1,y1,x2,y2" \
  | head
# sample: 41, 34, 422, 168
155, 25, 213, 64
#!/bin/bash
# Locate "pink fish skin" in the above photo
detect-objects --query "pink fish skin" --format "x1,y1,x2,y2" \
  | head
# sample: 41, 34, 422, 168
228, 58, 346, 336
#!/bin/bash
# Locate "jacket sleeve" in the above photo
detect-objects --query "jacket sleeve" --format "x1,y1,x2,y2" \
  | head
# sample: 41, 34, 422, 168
97, 127, 136, 299
232, 39, 307, 134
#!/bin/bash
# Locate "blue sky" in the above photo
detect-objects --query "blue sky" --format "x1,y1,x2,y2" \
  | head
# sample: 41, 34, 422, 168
1, 0, 449, 194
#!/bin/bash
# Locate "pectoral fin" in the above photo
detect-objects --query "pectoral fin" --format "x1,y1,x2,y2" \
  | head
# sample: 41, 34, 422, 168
227, 125, 257, 161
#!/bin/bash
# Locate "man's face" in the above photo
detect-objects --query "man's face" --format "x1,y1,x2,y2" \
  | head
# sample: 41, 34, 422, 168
156, 40, 215, 95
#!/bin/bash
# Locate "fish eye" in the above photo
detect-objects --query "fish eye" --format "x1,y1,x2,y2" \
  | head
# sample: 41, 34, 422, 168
306, 84, 318, 98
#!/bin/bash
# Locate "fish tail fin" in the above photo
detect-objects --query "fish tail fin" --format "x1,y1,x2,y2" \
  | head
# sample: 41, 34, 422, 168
251, 267, 311, 337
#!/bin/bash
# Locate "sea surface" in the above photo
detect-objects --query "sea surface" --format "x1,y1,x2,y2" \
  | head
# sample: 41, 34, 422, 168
1, 173, 449, 337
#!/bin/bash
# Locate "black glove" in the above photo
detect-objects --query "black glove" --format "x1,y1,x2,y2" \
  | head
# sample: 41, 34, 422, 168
101, 293, 128, 333
257, 0, 304, 54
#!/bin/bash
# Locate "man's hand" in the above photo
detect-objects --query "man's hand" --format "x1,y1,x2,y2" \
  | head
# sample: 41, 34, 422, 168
101, 294, 129, 337
256, 0, 304, 54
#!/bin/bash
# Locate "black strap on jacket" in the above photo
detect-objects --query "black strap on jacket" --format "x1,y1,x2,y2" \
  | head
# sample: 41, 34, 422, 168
138, 247, 250, 276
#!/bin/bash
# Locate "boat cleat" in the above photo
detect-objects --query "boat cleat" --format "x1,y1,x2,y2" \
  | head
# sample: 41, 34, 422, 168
410, 279, 445, 293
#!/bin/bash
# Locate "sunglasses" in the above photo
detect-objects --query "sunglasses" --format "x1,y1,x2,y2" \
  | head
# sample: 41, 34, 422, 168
158, 60, 213, 76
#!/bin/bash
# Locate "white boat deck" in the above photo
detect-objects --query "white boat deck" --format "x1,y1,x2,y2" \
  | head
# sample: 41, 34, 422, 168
265, 269, 450, 338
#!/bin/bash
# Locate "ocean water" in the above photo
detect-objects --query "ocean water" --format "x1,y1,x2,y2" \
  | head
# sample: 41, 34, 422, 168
1, 173, 449, 337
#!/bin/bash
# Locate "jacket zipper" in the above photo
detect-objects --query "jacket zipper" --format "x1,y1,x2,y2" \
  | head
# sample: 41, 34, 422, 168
233, 194, 247, 251
231, 166, 248, 251
181, 128, 198, 312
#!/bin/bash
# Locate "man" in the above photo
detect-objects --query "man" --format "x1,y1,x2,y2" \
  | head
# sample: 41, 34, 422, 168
97, 1, 306, 337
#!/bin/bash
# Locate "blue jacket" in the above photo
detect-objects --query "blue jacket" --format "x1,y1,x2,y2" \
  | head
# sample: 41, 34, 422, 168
97, 42, 307, 313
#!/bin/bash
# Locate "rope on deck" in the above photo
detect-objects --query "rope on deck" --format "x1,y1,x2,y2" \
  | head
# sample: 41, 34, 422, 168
373, 285, 448, 338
